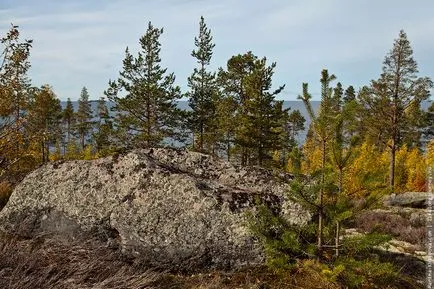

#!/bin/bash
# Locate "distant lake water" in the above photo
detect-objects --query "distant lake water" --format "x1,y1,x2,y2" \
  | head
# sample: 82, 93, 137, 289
62, 100, 432, 145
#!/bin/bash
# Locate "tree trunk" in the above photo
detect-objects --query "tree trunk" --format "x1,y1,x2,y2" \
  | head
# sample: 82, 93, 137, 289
390, 141, 396, 193
147, 101, 151, 148
67, 121, 71, 143
335, 166, 343, 257
200, 122, 204, 151
200, 61, 205, 152
45, 142, 50, 163
257, 140, 263, 166
390, 92, 397, 194
81, 133, 85, 150
335, 221, 340, 257
41, 141, 45, 164
318, 139, 326, 259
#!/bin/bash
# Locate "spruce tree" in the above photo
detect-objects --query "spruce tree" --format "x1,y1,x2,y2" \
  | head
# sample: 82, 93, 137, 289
187, 16, 217, 152
106, 22, 182, 148
360, 30, 432, 193
76, 87, 93, 149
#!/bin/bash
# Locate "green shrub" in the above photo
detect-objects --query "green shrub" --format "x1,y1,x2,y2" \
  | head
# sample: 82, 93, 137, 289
334, 257, 403, 289
246, 204, 317, 271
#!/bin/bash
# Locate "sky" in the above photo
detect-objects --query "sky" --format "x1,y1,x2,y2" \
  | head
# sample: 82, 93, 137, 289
1, 0, 434, 101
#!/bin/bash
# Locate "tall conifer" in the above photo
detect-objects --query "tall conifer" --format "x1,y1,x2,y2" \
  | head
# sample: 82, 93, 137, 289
187, 16, 217, 152
76, 87, 93, 149
360, 30, 432, 193
106, 22, 182, 148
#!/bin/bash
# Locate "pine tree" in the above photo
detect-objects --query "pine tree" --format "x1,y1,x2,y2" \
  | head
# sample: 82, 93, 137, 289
214, 95, 237, 161
187, 16, 217, 152
106, 22, 182, 148
329, 87, 359, 257
298, 69, 337, 259
96, 96, 109, 121
343, 85, 356, 102
62, 97, 75, 148
93, 96, 113, 155
28, 85, 62, 163
241, 57, 286, 166
423, 102, 434, 143
0, 24, 33, 174
360, 30, 433, 193
401, 100, 427, 148
287, 110, 306, 142
278, 109, 305, 169
76, 87, 93, 149
0, 24, 32, 134
217, 52, 257, 165
218, 52, 285, 166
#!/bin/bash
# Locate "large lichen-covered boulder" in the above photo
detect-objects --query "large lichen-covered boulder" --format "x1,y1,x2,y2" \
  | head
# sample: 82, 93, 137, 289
0, 148, 308, 270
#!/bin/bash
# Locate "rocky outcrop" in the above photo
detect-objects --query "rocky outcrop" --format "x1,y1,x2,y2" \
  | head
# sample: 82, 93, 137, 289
383, 192, 430, 208
0, 148, 309, 270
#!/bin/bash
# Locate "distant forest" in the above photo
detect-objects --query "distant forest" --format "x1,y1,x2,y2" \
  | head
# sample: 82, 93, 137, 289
0, 19, 433, 195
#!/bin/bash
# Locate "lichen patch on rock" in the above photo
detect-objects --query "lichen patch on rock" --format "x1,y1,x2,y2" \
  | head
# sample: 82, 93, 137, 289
0, 148, 309, 270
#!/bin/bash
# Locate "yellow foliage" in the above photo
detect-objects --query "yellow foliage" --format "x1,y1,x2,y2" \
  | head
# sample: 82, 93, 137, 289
82, 145, 95, 160
427, 139, 434, 172
287, 156, 298, 173
301, 139, 323, 174
297, 259, 341, 287
393, 145, 409, 193
49, 142, 63, 162
404, 147, 426, 192
65, 141, 80, 160
344, 142, 429, 195
344, 142, 388, 197
382, 145, 428, 193
272, 150, 280, 163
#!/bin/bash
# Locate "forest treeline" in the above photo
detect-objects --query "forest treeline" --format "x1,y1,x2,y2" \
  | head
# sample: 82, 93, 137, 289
1, 17, 434, 287
0, 19, 433, 197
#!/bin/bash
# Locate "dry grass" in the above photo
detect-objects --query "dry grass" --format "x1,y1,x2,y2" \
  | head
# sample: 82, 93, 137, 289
0, 232, 341, 289
0, 231, 421, 289
166, 266, 339, 289
0, 233, 159, 289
